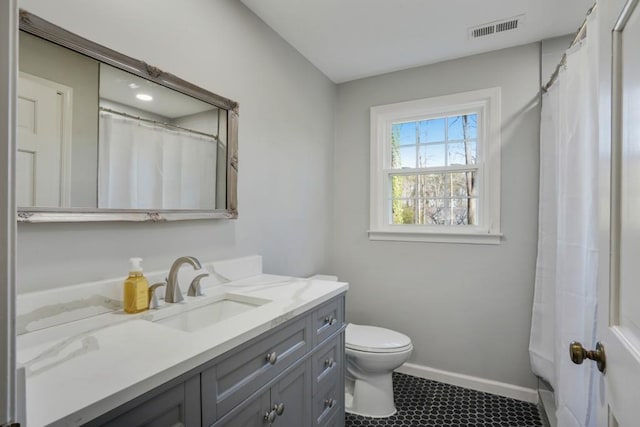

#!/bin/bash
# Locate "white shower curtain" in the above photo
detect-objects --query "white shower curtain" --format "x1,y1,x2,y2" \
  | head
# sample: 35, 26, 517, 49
98, 112, 217, 210
529, 9, 599, 427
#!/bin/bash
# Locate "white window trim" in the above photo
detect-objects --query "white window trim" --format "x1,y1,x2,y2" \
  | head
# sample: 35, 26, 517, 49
369, 87, 502, 244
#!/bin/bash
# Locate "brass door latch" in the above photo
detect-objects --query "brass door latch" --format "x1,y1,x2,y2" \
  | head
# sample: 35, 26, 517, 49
569, 341, 606, 373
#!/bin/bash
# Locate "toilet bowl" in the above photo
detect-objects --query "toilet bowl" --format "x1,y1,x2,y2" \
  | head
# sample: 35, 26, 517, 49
345, 323, 413, 418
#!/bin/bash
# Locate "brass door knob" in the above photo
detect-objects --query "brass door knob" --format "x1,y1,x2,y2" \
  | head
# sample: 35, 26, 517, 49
569, 341, 606, 373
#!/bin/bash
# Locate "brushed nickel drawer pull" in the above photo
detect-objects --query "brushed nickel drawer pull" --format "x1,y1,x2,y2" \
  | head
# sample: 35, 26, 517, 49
266, 351, 278, 365
324, 358, 335, 368
324, 315, 337, 326
274, 402, 285, 416
324, 398, 336, 409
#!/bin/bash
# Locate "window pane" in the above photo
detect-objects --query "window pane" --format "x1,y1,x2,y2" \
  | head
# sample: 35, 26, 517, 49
392, 122, 417, 146
447, 142, 465, 165
420, 118, 445, 143
391, 198, 415, 224
465, 139, 478, 165
418, 144, 445, 167
466, 171, 477, 197
390, 174, 416, 199
448, 114, 477, 140
416, 198, 443, 224
449, 171, 477, 197
451, 197, 477, 225
392, 145, 416, 169
451, 198, 468, 225
466, 114, 478, 139
417, 173, 445, 198
450, 140, 477, 165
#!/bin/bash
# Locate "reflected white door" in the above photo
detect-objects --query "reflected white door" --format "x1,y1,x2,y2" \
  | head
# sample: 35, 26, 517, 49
17, 73, 63, 207
597, 0, 640, 425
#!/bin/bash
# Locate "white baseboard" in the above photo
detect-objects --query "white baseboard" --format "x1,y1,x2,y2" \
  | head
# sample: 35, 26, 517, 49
395, 362, 539, 404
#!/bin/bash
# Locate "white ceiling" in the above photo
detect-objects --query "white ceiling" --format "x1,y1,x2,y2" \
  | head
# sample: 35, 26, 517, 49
99, 63, 215, 119
240, 0, 594, 83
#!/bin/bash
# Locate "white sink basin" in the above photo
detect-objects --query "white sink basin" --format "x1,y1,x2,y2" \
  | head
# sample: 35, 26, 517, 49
155, 294, 270, 332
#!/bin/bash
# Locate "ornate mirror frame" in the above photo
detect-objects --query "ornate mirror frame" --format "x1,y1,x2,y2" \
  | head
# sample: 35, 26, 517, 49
17, 10, 239, 223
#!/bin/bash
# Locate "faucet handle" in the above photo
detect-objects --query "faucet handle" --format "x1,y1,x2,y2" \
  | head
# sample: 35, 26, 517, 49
188, 273, 209, 297
148, 282, 166, 309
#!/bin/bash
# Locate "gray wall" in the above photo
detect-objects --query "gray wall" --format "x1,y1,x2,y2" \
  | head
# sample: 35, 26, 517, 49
173, 109, 219, 136
16, 0, 551, 391
19, 32, 99, 208
17, 0, 336, 292
332, 44, 541, 389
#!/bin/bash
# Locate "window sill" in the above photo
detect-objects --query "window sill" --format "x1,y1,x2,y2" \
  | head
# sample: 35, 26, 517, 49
368, 229, 503, 245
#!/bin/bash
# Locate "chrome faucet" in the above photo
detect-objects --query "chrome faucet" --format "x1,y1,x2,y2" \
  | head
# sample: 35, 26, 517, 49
165, 256, 202, 303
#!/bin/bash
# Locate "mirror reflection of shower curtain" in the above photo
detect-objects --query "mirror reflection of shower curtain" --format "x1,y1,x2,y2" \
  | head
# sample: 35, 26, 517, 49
529, 9, 599, 427
98, 112, 216, 210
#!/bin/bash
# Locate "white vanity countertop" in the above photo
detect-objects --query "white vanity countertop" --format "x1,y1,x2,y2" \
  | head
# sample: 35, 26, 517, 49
16, 273, 348, 427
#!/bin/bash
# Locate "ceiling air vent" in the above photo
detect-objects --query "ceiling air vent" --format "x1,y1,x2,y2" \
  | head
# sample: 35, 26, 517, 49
469, 15, 524, 39
472, 25, 495, 38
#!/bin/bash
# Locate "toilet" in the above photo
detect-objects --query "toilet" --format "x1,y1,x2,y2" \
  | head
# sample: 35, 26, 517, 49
307, 275, 413, 418
345, 323, 413, 418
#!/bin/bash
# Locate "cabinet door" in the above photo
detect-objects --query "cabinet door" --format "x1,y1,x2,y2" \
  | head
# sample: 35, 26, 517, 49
212, 389, 270, 427
270, 361, 311, 427
90, 376, 200, 427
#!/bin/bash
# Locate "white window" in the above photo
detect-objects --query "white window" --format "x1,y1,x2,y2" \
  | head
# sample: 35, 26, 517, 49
369, 88, 502, 244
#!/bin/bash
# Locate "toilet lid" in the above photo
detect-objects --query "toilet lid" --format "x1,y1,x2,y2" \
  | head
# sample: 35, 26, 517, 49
345, 324, 412, 353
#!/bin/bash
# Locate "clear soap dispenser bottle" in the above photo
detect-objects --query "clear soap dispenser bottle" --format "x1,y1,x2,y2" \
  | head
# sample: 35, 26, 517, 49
123, 257, 149, 313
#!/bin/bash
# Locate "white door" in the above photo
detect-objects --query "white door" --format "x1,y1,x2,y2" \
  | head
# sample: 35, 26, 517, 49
594, 0, 640, 425
17, 73, 64, 207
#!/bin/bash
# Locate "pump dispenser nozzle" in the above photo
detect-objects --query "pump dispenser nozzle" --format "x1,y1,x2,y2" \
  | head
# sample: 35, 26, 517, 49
129, 257, 143, 273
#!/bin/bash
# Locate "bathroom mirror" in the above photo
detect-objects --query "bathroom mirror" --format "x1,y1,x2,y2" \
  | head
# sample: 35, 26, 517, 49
16, 10, 238, 222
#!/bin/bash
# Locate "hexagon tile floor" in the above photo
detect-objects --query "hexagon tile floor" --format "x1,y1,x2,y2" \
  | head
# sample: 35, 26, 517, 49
345, 373, 545, 427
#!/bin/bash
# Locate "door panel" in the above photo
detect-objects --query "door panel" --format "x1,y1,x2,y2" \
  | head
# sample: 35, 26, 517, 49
603, 0, 640, 424
16, 151, 34, 207
619, 0, 640, 347
17, 73, 62, 207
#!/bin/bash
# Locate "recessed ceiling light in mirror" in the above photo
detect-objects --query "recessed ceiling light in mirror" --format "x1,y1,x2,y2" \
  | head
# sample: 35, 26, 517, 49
136, 93, 153, 101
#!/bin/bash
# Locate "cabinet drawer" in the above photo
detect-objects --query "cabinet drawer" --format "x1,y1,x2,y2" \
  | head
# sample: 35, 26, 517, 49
313, 297, 344, 345
202, 315, 311, 423
313, 378, 342, 426
312, 333, 342, 394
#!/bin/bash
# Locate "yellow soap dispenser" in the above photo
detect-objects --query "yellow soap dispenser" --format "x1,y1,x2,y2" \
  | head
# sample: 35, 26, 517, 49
123, 257, 149, 313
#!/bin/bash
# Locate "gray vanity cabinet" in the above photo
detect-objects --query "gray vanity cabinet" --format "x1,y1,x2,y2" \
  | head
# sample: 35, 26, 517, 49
83, 294, 345, 427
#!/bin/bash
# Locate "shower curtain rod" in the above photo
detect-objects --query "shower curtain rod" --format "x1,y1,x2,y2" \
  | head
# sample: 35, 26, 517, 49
99, 106, 219, 140
542, 3, 597, 93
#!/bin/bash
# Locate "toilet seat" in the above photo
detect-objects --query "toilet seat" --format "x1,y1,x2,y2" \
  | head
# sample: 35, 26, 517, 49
346, 324, 412, 353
